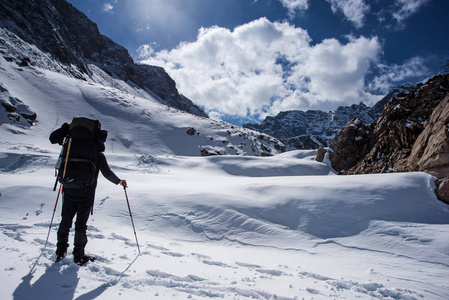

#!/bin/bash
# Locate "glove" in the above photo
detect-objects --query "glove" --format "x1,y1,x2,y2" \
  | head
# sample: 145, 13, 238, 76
119, 180, 128, 188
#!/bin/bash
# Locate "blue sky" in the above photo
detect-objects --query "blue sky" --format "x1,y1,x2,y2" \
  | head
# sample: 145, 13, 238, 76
67, 0, 449, 125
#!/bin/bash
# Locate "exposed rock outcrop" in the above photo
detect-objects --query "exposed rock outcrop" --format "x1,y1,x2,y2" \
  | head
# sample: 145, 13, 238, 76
407, 94, 449, 178
330, 74, 449, 203
315, 147, 327, 162
329, 118, 373, 173
0, 84, 36, 126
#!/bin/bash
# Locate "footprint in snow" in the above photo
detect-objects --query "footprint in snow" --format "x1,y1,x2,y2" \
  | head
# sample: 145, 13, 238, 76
147, 243, 168, 251
146, 269, 205, 282
202, 260, 232, 268
235, 262, 262, 269
191, 252, 211, 260
35, 203, 44, 216
306, 288, 320, 295
256, 268, 286, 277
110, 233, 129, 241
161, 251, 184, 257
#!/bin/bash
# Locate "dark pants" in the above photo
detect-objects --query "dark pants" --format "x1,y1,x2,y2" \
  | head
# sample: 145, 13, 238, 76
56, 190, 94, 259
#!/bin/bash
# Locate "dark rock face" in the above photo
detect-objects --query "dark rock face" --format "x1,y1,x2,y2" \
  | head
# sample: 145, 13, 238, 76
407, 93, 449, 203
0, 0, 101, 75
329, 119, 373, 173
0, 0, 208, 118
329, 74, 449, 203
244, 103, 379, 150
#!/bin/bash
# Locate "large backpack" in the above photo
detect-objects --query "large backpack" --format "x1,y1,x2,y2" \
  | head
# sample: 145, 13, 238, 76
56, 117, 107, 189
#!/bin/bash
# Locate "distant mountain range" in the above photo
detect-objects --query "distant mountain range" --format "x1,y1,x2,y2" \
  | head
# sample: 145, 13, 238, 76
244, 84, 414, 150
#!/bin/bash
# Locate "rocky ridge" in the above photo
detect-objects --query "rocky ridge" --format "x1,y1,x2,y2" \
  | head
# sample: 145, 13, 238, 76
0, 0, 208, 118
244, 103, 376, 150
245, 102, 388, 151
330, 74, 449, 203
244, 84, 414, 151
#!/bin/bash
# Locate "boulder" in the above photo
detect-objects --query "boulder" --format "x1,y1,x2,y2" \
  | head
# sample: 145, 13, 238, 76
186, 128, 196, 136
316, 147, 327, 162
435, 178, 449, 204
329, 118, 372, 172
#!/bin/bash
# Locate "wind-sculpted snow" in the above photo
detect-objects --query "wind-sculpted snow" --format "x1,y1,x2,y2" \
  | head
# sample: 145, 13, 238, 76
128, 155, 448, 242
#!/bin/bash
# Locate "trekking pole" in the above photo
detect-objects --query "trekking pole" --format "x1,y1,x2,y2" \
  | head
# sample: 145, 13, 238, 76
30, 185, 62, 273
30, 138, 72, 273
123, 186, 141, 254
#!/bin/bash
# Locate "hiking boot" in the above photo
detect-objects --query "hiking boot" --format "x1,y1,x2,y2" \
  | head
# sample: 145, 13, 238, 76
55, 254, 66, 263
55, 242, 69, 262
74, 255, 96, 266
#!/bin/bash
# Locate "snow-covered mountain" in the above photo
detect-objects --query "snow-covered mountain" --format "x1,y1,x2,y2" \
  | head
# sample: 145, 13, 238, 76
1, 1, 449, 299
244, 102, 376, 149
0, 0, 207, 118
244, 85, 414, 150
0, 11, 285, 158
0, 44, 283, 157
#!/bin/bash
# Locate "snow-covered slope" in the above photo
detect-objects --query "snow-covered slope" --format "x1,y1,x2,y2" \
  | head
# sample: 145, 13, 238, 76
0, 52, 283, 158
1, 14, 449, 300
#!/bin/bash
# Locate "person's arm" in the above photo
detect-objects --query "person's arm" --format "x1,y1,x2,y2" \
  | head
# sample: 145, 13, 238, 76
98, 153, 127, 187
49, 123, 69, 145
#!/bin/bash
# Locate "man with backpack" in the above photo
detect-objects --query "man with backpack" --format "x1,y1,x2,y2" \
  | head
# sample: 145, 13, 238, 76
50, 117, 127, 265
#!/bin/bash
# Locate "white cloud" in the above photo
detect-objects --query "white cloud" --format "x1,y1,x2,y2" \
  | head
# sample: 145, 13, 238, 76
279, 0, 429, 30
138, 18, 386, 120
136, 44, 155, 57
369, 57, 429, 94
326, 0, 370, 28
278, 0, 309, 15
103, 3, 114, 14
392, 0, 430, 24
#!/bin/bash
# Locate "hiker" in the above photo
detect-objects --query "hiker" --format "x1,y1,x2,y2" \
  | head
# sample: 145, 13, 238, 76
49, 118, 127, 265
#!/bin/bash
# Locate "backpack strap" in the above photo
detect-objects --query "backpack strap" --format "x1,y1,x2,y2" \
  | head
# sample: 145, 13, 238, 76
68, 157, 97, 167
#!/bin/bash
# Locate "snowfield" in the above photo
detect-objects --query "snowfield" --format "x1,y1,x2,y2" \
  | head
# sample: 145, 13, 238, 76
1, 49, 449, 299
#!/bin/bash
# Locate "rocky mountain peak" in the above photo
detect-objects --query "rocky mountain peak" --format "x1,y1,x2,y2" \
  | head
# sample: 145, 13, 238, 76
0, 0, 208, 118
244, 102, 379, 150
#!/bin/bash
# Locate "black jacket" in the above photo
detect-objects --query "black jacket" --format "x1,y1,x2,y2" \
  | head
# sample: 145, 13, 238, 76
97, 153, 121, 186
63, 152, 120, 198
50, 124, 120, 198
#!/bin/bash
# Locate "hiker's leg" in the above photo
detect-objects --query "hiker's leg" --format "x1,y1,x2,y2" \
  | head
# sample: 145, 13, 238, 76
73, 197, 93, 260
56, 193, 77, 257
